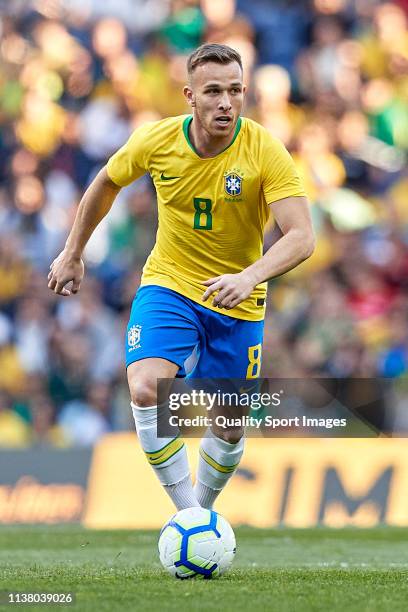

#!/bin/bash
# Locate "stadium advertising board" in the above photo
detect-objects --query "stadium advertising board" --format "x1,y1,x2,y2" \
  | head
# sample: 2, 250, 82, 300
1, 437, 407, 528
0, 449, 92, 524
83, 435, 408, 529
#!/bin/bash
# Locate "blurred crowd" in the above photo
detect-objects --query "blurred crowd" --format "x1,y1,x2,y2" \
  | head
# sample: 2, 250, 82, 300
0, 0, 407, 447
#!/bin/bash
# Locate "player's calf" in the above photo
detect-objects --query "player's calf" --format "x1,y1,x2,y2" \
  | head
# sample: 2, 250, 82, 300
194, 428, 245, 510
128, 358, 199, 510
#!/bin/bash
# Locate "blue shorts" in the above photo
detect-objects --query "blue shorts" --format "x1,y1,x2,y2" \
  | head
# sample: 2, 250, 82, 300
125, 285, 264, 379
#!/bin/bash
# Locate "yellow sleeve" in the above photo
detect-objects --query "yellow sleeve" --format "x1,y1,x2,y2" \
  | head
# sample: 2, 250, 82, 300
261, 134, 306, 204
106, 122, 153, 187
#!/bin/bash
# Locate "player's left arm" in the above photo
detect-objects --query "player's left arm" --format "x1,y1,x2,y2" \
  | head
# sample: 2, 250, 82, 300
202, 195, 314, 309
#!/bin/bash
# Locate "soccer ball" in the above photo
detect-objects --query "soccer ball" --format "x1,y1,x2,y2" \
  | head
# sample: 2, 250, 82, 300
158, 507, 236, 579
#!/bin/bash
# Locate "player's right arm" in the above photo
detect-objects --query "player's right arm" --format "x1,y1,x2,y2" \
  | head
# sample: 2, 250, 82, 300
48, 121, 153, 296
48, 167, 121, 296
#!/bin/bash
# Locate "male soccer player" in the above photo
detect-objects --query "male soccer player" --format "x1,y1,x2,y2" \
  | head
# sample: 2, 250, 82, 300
48, 43, 314, 511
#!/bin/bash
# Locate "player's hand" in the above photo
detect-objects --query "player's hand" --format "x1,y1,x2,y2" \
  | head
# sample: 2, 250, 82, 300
202, 271, 255, 309
47, 250, 84, 297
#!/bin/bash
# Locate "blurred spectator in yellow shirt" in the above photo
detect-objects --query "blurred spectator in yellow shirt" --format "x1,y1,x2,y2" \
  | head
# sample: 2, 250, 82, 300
0, 391, 30, 447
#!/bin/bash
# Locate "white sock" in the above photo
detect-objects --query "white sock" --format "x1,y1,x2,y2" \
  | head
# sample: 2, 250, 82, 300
131, 402, 199, 510
194, 430, 244, 509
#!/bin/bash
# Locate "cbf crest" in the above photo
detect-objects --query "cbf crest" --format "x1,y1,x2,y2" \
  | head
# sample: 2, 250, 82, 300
224, 168, 244, 197
128, 324, 142, 351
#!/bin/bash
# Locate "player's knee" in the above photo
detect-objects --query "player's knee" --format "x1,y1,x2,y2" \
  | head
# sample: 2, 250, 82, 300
216, 428, 244, 444
129, 378, 157, 408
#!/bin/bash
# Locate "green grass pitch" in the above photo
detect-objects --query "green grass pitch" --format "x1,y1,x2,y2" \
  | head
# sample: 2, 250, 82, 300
1, 527, 408, 611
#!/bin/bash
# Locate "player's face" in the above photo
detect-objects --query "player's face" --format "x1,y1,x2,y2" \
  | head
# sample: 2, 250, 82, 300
185, 61, 245, 139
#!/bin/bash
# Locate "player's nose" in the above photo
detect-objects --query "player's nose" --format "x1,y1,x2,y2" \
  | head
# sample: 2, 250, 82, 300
218, 92, 232, 111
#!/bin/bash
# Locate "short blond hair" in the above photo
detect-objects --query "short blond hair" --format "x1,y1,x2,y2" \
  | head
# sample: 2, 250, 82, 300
187, 43, 243, 76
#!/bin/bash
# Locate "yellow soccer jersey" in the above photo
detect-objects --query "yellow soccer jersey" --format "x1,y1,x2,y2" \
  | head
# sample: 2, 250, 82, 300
107, 115, 305, 321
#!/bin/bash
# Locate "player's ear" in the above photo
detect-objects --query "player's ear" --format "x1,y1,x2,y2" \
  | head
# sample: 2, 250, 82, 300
183, 85, 195, 107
